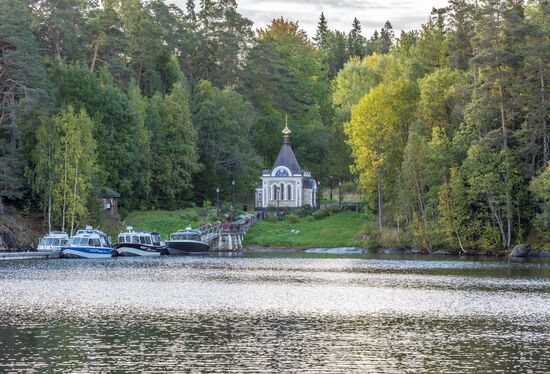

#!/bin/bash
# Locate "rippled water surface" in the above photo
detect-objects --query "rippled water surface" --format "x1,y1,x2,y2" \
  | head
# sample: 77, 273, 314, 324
1, 254, 550, 372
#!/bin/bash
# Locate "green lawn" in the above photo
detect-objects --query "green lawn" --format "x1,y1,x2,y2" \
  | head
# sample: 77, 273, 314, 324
243, 212, 368, 248
120, 208, 204, 239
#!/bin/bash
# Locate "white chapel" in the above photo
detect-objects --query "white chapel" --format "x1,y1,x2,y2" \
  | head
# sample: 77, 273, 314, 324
255, 122, 318, 209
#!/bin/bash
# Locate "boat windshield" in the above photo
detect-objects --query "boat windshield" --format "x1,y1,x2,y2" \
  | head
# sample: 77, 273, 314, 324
40, 238, 53, 246
171, 233, 200, 241
151, 234, 160, 245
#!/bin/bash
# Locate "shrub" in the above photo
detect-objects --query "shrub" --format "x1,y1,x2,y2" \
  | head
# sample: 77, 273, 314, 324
342, 181, 356, 194
312, 209, 330, 220
202, 199, 212, 208
264, 215, 278, 223
287, 214, 300, 224
327, 205, 345, 214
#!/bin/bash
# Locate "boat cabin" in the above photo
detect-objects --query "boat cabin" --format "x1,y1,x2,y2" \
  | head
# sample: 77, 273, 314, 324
170, 227, 202, 242
117, 227, 162, 246
38, 232, 69, 252
69, 226, 112, 248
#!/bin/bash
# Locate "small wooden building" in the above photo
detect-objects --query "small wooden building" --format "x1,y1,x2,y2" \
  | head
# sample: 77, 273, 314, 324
100, 188, 120, 219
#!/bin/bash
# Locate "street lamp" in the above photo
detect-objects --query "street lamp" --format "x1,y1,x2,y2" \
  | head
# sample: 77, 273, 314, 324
317, 180, 321, 208
276, 185, 280, 209
329, 175, 333, 202
338, 180, 343, 207
231, 179, 236, 210
216, 186, 220, 209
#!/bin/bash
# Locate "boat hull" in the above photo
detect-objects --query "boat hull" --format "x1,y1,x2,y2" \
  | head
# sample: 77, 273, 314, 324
113, 244, 166, 257
61, 246, 113, 259
166, 240, 210, 255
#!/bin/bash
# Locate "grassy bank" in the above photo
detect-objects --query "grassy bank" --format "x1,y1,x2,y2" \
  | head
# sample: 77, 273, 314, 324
101, 208, 207, 239
243, 212, 368, 248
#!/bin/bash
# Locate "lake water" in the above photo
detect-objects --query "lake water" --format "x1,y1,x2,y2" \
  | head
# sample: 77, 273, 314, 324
1, 254, 550, 372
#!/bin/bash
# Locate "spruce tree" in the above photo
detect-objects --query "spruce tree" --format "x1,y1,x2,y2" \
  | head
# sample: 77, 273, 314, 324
0, 0, 48, 211
313, 12, 329, 49
380, 20, 394, 53
347, 17, 365, 58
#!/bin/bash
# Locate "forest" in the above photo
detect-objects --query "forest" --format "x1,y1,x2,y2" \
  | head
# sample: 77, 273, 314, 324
0, 0, 549, 250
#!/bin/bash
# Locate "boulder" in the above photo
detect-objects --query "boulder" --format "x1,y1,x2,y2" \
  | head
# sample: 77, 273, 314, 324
509, 244, 531, 257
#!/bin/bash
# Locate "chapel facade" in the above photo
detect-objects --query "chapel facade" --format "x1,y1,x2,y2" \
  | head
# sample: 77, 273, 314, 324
255, 123, 318, 210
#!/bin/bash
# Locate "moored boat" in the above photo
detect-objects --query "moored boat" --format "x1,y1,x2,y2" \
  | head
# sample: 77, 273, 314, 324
166, 227, 209, 255
60, 226, 113, 259
37, 232, 69, 252
114, 227, 166, 256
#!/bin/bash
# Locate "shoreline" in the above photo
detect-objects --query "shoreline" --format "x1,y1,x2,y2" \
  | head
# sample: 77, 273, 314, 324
244, 245, 550, 259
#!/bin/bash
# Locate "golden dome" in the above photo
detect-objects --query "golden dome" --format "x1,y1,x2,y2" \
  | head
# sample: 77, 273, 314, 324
282, 114, 292, 136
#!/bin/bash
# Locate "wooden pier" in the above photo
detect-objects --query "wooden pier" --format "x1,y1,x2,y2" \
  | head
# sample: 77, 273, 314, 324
201, 215, 256, 252
0, 251, 60, 261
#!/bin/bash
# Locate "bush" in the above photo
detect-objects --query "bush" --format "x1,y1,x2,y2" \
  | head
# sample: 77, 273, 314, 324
264, 215, 278, 223
327, 205, 345, 214
342, 181, 356, 194
312, 209, 330, 220
202, 199, 212, 208
287, 214, 300, 224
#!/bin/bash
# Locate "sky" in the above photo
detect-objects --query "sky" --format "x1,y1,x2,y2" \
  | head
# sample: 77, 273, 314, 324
172, 0, 450, 37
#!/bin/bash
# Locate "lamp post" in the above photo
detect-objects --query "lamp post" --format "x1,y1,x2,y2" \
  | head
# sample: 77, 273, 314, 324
338, 180, 343, 207
317, 181, 321, 208
216, 186, 220, 209
231, 179, 236, 210
276, 185, 280, 209
329, 175, 333, 202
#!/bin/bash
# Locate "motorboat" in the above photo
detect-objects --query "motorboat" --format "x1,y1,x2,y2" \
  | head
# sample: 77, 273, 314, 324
60, 226, 113, 259
113, 227, 167, 256
166, 227, 209, 255
37, 232, 69, 252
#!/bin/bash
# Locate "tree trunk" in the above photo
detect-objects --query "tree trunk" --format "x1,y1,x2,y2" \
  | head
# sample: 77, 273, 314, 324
48, 189, 52, 233
90, 39, 100, 73
498, 82, 513, 247
8, 92, 16, 156
61, 146, 68, 233
70, 162, 79, 235
487, 197, 507, 248
377, 176, 384, 231
539, 56, 548, 168
455, 230, 465, 253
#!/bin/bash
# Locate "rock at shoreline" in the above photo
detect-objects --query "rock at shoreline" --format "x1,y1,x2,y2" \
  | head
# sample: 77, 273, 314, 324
431, 249, 452, 256
509, 244, 531, 257
382, 248, 403, 254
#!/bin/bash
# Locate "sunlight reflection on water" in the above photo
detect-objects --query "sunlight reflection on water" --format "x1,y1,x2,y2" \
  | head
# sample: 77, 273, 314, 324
1, 256, 549, 372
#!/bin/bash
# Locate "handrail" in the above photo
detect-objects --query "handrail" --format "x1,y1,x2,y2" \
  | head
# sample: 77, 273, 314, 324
199, 216, 257, 243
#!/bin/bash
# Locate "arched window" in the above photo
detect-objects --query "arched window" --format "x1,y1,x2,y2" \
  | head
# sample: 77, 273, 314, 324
280, 183, 285, 200
287, 184, 292, 201
272, 184, 277, 200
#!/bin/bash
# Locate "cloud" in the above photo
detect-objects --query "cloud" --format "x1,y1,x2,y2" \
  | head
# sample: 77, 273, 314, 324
170, 0, 450, 36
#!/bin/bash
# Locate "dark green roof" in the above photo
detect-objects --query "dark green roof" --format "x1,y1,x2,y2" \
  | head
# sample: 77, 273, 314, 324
99, 188, 120, 198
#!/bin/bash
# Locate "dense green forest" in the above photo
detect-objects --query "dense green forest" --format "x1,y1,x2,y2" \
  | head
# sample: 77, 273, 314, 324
0, 0, 549, 249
